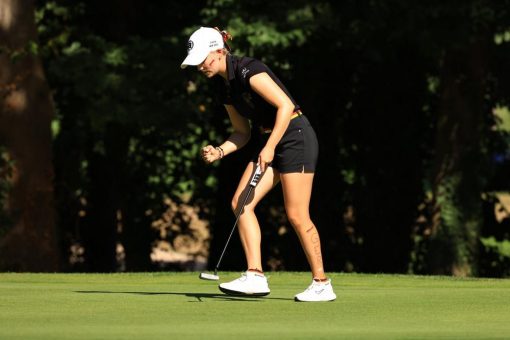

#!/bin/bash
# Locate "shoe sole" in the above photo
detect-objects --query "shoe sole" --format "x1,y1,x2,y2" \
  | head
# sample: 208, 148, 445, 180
294, 297, 336, 302
219, 286, 270, 297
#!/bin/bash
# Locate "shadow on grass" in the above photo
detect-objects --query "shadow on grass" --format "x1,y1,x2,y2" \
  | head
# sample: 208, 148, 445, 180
74, 290, 291, 302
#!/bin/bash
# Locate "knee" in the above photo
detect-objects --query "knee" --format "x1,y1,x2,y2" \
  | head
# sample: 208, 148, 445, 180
231, 195, 252, 215
286, 209, 310, 231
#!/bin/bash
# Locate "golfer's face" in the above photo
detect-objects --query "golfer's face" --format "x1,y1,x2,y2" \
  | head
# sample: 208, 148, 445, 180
197, 52, 217, 77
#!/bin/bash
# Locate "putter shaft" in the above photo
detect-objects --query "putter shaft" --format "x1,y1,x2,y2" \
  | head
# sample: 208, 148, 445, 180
214, 165, 263, 273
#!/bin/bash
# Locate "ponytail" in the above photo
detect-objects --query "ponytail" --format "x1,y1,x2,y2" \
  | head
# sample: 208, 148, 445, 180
214, 27, 233, 52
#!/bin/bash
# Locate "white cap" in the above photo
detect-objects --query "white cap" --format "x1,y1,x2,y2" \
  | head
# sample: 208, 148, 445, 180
181, 27, 224, 69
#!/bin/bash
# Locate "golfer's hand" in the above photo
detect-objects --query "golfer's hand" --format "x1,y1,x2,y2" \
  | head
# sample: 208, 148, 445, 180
201, 145, 221, 164
258, 146, 274, 172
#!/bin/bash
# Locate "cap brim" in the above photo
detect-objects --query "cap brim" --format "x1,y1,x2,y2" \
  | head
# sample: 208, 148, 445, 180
180, 51, 208, 69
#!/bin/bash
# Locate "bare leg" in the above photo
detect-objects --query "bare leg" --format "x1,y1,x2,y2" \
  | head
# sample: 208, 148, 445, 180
231, 162, 280, 271
280, 172, 326, 279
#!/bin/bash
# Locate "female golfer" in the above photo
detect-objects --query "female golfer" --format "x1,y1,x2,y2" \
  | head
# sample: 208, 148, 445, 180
181, 27, 336, 302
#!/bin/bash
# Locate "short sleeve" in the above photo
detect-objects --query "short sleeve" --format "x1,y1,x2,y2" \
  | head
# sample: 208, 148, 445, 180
237, 59, 269, 86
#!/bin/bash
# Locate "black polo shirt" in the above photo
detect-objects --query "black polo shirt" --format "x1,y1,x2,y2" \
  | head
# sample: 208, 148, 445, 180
215, 55, 299, 129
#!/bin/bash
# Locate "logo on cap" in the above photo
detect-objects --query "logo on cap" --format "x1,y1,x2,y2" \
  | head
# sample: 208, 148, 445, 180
187, 40, 194, 52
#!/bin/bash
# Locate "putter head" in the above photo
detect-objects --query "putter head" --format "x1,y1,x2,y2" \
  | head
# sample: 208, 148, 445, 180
199, 272, 219, 281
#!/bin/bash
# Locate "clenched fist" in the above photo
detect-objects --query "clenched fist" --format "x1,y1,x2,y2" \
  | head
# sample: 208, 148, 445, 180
201, 145, 222, 164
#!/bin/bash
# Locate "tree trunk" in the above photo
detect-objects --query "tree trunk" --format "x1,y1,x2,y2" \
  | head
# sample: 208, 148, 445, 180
0, 0, 59, 271
427, 38, 488, 276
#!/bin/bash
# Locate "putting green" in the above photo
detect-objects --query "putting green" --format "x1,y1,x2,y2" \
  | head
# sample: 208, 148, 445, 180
1, 272, 509, 339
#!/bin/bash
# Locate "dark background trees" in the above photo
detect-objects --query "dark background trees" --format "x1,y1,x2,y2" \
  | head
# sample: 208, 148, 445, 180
1, 0, 510, 276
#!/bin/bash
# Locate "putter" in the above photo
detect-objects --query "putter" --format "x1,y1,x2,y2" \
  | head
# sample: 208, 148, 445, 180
199, 164, 264, 281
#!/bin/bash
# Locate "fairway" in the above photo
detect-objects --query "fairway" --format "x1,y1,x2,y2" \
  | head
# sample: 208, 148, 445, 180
1, 272, 509, 339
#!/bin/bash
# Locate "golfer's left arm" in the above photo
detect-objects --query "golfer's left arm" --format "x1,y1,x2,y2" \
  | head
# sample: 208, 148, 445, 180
249, 73, 295, 171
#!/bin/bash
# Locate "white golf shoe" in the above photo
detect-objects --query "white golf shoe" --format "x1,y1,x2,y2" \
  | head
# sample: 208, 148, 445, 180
219, 271, 270, 296
294, 279, 336, 302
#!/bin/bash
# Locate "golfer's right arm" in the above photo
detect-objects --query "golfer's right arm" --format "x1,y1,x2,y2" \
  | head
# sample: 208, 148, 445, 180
202, 105, 251, 163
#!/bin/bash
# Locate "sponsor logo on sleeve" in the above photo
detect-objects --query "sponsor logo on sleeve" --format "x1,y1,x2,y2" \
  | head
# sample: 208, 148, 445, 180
241, 67, 250, 78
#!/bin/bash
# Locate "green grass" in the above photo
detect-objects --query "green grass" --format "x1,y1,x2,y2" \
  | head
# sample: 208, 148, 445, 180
1, 272, 509, 339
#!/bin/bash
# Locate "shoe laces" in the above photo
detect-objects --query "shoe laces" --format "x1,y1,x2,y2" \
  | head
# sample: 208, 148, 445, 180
238, 272, 248, 282
306, 280, 327, 291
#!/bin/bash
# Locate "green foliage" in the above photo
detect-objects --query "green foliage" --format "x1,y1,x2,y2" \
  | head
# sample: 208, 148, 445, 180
480, 237, 510, 277
32, 0, 223, 270
481, 236, 510, 257
37, 1, 220, 200
493, 106, 510, 133
199, 0, 321, 68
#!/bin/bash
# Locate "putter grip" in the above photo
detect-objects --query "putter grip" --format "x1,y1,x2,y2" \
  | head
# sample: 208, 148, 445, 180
249, 164, 263, 187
